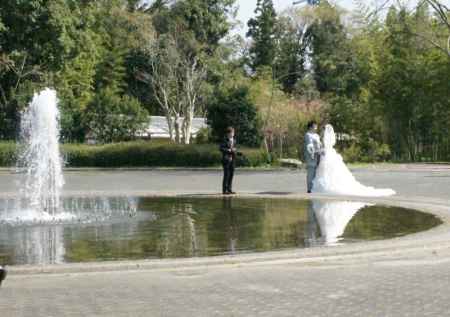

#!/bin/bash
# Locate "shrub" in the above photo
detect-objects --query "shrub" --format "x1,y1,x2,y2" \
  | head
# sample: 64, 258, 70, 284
195, 127, 211, 144
369, 141, 391, 162
83, 88, 149, 143
0, 142, 18, 166
207, 86, 262, 147
341, 143, 362, 163
339, 139, 392, 163
62, 141, 269, 168
0, 140, 269, 168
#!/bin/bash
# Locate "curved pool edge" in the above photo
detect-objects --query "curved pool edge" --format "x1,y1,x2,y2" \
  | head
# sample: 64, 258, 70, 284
4, 191, 450, 276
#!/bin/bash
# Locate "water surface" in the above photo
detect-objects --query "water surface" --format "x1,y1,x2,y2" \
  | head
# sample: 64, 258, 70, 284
0, 197, 441, 265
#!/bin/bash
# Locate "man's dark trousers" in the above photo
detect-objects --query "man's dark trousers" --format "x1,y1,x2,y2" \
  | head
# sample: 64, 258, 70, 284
222, 160, 235, 194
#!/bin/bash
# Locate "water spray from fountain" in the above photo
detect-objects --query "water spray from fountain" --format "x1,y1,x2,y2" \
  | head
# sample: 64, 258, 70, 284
19, 88, 64, 216
0, 88, 138, 225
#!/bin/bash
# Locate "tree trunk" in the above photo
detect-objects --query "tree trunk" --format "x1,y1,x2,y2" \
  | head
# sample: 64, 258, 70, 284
263, 136, 270, 154
165, 113, 175, 141
182, 58, 203, 145
174, 113, 181, 143
182, 111, 194, 145
279, 134, 283, 159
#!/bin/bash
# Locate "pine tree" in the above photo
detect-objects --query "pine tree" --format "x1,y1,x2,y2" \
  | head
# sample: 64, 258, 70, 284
306, 2, 361, 97
246, 0, 278, 71
274, 17, 306, 93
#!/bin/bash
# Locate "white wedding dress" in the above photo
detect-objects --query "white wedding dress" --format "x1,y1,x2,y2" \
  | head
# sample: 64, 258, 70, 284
312, 125, 395, 197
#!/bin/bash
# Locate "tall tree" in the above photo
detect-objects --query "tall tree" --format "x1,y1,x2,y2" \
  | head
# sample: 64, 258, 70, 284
246, 0, 278, 71
152, 0, 236, 54
305, 2, 362, 97
370, 5, 450, 161
0, 0, 154, 141
274, 16, 307, 93
207, 86, 262, 147
139, 31, 206, 144
172, 0, 236, 52
141, 0, 236, 143
360, 0, 450, 57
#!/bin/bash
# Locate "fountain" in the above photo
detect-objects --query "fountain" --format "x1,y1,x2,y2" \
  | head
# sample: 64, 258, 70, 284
19, 88, 64, 217
0, 88, 137, 225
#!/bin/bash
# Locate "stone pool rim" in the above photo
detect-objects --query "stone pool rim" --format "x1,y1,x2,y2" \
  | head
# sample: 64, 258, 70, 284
3, 191, 450, 275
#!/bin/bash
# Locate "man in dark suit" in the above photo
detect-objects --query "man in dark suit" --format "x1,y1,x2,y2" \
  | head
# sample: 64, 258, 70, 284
220, 127, 237, 195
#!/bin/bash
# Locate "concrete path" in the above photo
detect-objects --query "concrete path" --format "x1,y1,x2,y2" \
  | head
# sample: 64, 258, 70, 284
1, 164, 450, 202
1, 165, 450, 317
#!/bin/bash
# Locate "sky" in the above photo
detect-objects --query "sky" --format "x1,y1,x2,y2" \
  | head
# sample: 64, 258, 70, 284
143, 0, 450, 37
234, 0, 356, 36
233, 0, 450, 36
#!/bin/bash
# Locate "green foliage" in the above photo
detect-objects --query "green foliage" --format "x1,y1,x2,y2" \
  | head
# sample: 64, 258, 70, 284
306, 2, 363, 97
369, 5, 450, 161
0, 142, 17, 166
152, 0, 235, 55
247, 0, 278, 71
274, 16, 307, 93
195, 127, 211, 144
0, 141, 269, 167
83, 88, 149, 143
207, 86, 263, 147
65, 142, 269, 168
171, 0, 236, 50
0, 0, 153, 142
0, 0, 449, 164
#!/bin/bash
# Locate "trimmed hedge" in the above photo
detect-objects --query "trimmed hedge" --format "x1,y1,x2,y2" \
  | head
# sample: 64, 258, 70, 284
0, 142, 18, 167
0, 141, 270, 168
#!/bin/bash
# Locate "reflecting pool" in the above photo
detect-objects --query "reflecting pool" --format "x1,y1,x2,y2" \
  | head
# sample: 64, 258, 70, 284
0, 197, 441, 265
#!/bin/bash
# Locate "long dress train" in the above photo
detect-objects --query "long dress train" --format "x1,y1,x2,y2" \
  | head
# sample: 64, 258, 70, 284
312, 125, 395, 197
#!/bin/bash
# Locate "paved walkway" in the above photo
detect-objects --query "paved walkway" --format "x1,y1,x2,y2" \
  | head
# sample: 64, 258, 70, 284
1, 165, 450, 316
2, 164, 450, 202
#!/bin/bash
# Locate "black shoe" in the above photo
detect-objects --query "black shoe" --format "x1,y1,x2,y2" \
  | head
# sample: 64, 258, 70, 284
307, 191, 312, 194
223, 192, 231, 195
0, 266, 7, 287
228, 191, 236, 195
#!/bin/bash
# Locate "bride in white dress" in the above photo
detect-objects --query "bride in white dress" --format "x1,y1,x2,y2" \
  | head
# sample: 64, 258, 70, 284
312, 124, 395, 197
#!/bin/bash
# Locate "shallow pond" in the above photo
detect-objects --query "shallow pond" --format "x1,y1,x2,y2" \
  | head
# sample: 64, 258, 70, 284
0, 197, 442, 265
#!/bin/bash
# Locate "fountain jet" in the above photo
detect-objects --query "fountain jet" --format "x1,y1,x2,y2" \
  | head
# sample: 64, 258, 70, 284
0, 88, 137, 225
19, 88, 64, 216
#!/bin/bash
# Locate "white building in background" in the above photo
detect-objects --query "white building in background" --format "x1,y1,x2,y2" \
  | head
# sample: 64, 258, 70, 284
138, 116, 208, 139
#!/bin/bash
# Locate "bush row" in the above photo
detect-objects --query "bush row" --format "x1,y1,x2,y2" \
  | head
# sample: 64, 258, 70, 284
0, 142, 18, 167
0, 141, 270, 168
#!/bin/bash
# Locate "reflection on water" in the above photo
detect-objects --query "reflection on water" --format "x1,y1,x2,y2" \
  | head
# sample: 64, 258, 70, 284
307, 201, 371, 245
0, 196, 139, 225
0, 197, 442, 265
0, 225, 65, 265
156, 203, 198, 257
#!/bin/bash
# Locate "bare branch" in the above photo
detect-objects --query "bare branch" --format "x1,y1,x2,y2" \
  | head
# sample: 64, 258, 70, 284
412, 31, 450, 57
426, 0, 450, 29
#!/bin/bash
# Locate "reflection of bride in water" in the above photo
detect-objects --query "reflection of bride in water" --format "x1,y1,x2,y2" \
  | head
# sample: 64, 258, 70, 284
312, 124, 395, 197
305, 200, 370, 245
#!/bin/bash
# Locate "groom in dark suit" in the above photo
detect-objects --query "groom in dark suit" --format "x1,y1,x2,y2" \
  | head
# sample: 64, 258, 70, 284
220, 127, 237, 195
